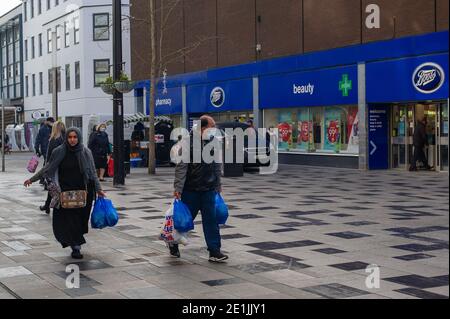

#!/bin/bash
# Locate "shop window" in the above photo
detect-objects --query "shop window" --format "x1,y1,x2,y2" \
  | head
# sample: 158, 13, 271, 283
264, 106, 359, 155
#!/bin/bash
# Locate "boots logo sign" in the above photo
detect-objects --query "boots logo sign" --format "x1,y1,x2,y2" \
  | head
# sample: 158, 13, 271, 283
413, 63, 445, 94
210, 87, 225, 108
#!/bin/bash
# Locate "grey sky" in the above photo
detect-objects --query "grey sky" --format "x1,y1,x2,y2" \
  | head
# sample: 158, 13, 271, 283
0, 1, 22, 17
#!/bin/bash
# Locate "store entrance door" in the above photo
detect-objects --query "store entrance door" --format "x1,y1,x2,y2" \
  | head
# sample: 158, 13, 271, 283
391, 104, 414, 170
390, 102, 448, 171
437, 102, 449, 172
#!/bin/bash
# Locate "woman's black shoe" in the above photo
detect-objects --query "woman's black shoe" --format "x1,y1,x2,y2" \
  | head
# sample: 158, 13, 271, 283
71, 250, 83, 259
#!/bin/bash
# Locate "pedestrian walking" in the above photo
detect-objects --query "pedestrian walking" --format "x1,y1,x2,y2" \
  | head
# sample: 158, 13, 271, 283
0, 131, 11, 154
410, 117, 432, 171
88, 123, 111, 181
88, 124, 98, 146
24, 128, 106, 259
35, 117, 55, 162
39, 121, 66, 215
172, 115, 228, 263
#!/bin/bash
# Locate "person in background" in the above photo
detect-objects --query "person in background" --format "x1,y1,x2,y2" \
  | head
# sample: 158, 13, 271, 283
172, 115, 228, 263
88, 123, 111, 181
35, 117, 55, 162
24, 128, 105, 259
410, 117, 432, 171
88, 125, 98, 146
0, 131, 11, 154
39, 121, 66, 215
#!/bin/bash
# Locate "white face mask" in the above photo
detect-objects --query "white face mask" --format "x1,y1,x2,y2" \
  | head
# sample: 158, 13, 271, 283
100, 128, 106, 132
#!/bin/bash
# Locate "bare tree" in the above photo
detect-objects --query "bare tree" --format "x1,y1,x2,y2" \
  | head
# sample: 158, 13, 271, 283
127, 0, 218, 175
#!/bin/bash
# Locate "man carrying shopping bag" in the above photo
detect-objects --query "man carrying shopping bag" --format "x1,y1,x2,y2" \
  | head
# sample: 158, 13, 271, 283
172, 115, 228, 263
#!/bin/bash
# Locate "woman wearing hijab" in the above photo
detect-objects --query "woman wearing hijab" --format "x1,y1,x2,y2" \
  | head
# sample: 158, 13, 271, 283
88, 123, 111, 181
39, 121, 67, 215
24, 128, 106, 259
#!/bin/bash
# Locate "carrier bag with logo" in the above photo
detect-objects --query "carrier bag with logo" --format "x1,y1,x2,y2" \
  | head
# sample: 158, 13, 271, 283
160, 203, 189, 245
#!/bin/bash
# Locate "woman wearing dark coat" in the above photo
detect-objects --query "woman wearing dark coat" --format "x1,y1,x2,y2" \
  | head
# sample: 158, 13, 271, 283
24, 128, 106, 259
39, 121, 66, 215
88, 123, 111, 181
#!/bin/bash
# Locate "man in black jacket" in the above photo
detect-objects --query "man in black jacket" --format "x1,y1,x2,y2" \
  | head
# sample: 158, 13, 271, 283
172, 115, 227, 262
35, 117, 55, 161
410, 117, 432, 171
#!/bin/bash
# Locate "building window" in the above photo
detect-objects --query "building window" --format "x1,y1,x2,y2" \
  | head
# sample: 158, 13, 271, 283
94, 59, 110, 87
74, 17, 80, 44
47, 0, 51, 10
31, 36, 35, 59
30, 0, 35, 18
93, 13, 110, 41
48, 68, 61, 93
32, 74, 36, 96
38, 33, 43, 56
56, 26, 61, 50
65, 116, 83, 130
39, 72, 43, 95
64, 22, 70, 47
25, 76, 29, 97
38, 0, 42, 15
65, 64, 70, 91
55, 0, 59, 6
24, 39, 28, 61
75, 61, 80, 89
47, 29, 52, 53
24, 2, 28, 22
48, 69, 52, 94
264, 105, 360, 155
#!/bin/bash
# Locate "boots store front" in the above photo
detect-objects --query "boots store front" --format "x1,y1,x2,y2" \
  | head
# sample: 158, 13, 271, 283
135, 31, 449, 171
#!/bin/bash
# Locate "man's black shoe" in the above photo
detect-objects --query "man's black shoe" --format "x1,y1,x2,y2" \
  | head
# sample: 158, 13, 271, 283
209, 252, 229, 263
169, 244, 180, 258
71, 250, 83, 259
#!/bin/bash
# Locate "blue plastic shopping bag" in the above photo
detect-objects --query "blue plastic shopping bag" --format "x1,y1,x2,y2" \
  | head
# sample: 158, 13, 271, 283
215, 193, 229, 225
173, 199, 194, 233
91, 198, 119, 229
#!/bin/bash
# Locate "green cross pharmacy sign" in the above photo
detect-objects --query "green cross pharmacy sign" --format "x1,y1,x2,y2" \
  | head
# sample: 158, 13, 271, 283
339, 74, 353, 97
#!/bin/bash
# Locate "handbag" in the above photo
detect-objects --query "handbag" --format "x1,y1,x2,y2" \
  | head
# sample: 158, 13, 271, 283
60, 190, 87, 209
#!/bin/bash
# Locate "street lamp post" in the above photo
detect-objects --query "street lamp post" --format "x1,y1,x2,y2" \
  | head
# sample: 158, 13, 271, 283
112, 0, 125, 186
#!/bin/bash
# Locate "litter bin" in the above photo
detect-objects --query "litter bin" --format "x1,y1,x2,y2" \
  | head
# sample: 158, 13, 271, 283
222, 136, 243, 177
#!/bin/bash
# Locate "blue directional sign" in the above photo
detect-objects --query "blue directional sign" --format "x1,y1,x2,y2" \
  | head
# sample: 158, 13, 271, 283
368, 105, 389, 170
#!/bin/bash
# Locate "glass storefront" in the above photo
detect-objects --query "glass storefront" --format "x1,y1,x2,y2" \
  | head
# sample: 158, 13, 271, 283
264, 105, 359, 154
210, 111, 253, 124
390, 102, 449, 172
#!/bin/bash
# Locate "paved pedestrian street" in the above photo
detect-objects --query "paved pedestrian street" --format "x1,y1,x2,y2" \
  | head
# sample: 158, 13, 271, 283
0, 153, 448, 299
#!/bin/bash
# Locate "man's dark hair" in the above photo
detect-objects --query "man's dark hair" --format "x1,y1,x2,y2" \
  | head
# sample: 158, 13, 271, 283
47, 117, 55, 123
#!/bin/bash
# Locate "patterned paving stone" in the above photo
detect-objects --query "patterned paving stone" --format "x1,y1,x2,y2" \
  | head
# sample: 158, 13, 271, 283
326, 232, 372, 239
201, 278, 245, 286
385, 275, 448, 289
329, 262, 370, 271
393, 254, 436, 261
312, 248, 347, 255
394, 288, 448, 299
302, 283, 370, 299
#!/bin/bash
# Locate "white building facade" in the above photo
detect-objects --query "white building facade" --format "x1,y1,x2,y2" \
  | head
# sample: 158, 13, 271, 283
22, 0, 133, 143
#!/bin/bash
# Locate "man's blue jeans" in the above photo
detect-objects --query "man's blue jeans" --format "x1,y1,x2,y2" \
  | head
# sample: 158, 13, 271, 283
181, 190, 221, 254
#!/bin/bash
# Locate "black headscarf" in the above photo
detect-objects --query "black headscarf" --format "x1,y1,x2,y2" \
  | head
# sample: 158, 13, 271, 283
65, 127, 84, 153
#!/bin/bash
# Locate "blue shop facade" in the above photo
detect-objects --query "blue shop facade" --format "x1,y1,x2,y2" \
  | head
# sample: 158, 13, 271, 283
134, 31, 449, 171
